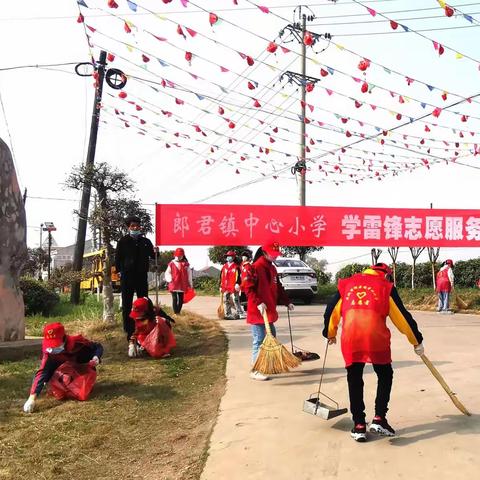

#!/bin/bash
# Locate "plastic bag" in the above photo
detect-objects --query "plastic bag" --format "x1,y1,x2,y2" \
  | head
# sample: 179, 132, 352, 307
48, 361, 97, 401
142, 318, 176, 358
183, 287, 196, 304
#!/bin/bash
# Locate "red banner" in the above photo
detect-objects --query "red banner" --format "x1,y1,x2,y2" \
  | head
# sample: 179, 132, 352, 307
155, 204, 480, 247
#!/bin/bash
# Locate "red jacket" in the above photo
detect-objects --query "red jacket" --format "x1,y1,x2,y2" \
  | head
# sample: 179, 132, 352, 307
168, 260, 190, 292
220, 262, 240, 293
245, 255, 290, 325
240, 260, 254, 293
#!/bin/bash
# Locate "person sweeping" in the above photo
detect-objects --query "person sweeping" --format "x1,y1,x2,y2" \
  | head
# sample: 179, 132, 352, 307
323, 263, 424, 442
244, 242, 294, 381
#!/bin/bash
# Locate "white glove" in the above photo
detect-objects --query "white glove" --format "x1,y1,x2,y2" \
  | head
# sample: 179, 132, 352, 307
414, 343, 424, 356
234, 284, 241, 292
128, 342, 138, 358
257, 303, 266, 315
23, 394, 36, 414
327, 337, 337, 345
89, 356, 100, 367
287, 303, 295, 311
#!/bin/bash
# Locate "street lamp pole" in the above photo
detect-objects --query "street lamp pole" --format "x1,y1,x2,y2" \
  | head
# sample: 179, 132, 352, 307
43, 222, 56, 280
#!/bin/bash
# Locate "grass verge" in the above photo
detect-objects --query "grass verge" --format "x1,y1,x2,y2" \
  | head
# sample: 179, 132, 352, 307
0, 298, 227, 480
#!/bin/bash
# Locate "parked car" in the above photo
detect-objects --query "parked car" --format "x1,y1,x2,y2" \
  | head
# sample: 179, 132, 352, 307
273, 257, 318, 304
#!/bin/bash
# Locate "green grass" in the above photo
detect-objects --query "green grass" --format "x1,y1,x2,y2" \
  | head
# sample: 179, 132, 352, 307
1, 298, 227, 480
25, 294, 106, 337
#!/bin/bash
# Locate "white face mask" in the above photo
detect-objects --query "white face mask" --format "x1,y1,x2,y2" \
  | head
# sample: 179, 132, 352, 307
226, 256, 233, 263
129, 230, 141, 237
242, 256, 248, 262
175, 256, 183, 261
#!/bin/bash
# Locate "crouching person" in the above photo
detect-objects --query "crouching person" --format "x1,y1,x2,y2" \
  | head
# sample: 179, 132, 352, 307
23, 322, 103, 413
128, 297, 176, 359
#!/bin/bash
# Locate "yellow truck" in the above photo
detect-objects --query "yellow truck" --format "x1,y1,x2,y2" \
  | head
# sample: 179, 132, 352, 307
80, 249, 120, 292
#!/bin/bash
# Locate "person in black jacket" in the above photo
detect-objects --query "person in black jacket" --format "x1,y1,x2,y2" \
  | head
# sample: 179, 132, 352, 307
115, 216, 156, 349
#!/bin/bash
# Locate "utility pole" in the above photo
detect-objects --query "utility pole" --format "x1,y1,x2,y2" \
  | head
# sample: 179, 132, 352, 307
279, 4, 333, 207
47, 230, 52, 280
70, 50, 107, 304
299, 11, 307, 206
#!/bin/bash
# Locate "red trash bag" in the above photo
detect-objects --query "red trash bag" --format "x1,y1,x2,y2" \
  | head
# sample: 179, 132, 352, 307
184, 287, 196, 304
142, 318, 176, 358
48, 361, 97, 401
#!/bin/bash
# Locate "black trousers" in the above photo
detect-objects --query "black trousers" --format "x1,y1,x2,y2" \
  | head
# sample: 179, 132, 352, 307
121, 271, 148, 340
171, 291, 184, 314
346, 362, 393, 424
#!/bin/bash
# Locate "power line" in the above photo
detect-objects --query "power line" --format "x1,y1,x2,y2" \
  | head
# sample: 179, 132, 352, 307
0, 61, 82, 72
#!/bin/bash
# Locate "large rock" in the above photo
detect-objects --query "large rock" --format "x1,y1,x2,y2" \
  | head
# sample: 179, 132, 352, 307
0, 138, 27, 341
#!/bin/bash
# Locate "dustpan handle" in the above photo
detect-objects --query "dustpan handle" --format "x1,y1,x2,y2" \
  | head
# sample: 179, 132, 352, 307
314, 342, 330, 414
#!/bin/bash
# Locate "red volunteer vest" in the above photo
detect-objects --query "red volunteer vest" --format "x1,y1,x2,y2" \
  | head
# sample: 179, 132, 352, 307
221, 262, 239, 293
436, 268, 452, 293
338, 273, 393, 366
168, 261, 190, 292
240, 261, 253, 292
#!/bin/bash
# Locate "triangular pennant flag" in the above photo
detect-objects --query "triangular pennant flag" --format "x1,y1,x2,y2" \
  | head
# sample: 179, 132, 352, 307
383, 67, 391, 74
456, 53, 464, 59
426, 84, 434, 91
85, 24, 96, 33
127, 0, 137, 12
258, 5, 270, 13
327, 67, 334, 75
190, 73, 198, 80
366, 7, 377, 16
126, 44, 133, 52
326, 89, 333, 96
421, 102, 426, 108
400, 24, 409, 32
157, 58, 169, 67
195, 93, 205, 100
186, 27, 197, 37
180, 0, 189, 7
219, 86, 229, 94
77, 0, 88, 6
464, 14, 474, 23
220, 66, 229, 72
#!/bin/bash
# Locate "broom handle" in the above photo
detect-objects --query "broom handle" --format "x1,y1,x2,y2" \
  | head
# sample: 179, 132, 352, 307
262, 310, 273, 336
287, 308, 294, 353
421, 354, 471, 416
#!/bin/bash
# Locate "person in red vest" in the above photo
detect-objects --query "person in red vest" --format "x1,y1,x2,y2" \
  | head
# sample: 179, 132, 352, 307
165, 248, 193, 314
244, 242, 294, 381
323, 263, 424, 442
239, 249, 253, 314
220, 250, 242, 320
128, 297, 176, 358
436, 259, 454, 313
23, 322, 103, 413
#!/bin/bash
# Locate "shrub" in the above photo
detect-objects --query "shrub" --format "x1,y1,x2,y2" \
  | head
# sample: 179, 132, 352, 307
20, 278, 60, 316
193, 276, 219, 295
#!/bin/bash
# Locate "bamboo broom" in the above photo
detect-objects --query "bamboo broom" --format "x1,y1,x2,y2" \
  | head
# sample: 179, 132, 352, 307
421, 354, 471, 416
217, 293, 224, 319
252, 310, 301, 374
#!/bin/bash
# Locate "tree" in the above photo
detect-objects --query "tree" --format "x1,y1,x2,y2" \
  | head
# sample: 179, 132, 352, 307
304, 256, 331, 284
66, 162, 151, 323
387, 247, 400, 286
427, 247, 440, 290
370, 248, 382, 265
21, 247, 49, 279
282, 246, 323, 261
208, 246, 248, 264
409, 247, 425, 289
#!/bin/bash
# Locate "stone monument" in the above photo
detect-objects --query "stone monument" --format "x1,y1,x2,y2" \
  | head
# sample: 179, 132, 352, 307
0, 137, 27, 341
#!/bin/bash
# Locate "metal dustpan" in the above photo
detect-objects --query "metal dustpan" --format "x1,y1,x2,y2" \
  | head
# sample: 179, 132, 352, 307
302, 342, 348, 421
303, 392, 348, 420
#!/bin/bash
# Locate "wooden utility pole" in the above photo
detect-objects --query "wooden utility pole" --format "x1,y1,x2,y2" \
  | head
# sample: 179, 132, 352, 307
70, 50, 107, 304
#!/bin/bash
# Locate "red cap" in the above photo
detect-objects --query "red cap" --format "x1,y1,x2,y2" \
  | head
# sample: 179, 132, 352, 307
226, 250, 236, 257
42, 322, 65, 351
445, 259, 453, 266
130, 297, 150, 319
371, 263, 393, 277
174, 247, 185, 257
262, 242, 281, 258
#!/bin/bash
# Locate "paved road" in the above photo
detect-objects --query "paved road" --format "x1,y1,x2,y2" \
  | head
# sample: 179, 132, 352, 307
162, 295, 480, 480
